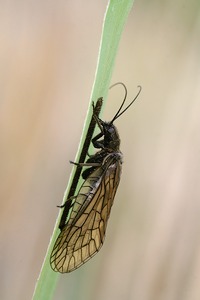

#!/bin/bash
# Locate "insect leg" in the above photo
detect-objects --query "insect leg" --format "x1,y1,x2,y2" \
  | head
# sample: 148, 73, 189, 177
57, 195, 76, 208
58, 195, 77, 229
90, 118, 105, 149
70, 160, 101, 167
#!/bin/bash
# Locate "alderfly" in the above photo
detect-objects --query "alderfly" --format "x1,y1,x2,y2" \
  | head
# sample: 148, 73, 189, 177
50, 83, 141, 273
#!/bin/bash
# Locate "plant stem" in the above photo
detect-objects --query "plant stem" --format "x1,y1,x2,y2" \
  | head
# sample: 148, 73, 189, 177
32, 0, 136, 299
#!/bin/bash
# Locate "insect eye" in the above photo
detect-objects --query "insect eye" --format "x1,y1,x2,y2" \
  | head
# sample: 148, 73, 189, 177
109, 128, 114, 133
104, 125, 114, 136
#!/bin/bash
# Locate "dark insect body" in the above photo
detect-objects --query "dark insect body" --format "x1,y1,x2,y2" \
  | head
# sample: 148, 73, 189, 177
50, 83, 141, 273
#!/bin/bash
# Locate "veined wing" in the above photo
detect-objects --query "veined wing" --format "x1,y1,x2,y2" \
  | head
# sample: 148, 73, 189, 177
50, 152, 122, 273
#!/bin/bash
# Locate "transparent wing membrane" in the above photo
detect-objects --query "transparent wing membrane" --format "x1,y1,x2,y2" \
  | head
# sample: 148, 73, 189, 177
50, 153, 122, 273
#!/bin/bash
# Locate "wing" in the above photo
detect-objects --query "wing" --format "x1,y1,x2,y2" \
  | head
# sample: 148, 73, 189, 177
50, 152, 122, 273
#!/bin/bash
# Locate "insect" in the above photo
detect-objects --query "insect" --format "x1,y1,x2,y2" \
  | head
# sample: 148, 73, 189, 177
50, 83, 141, 273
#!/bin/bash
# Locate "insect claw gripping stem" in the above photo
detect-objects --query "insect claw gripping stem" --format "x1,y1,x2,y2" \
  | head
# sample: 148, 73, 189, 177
57, 196, 76, 209
69, 160, 81, 166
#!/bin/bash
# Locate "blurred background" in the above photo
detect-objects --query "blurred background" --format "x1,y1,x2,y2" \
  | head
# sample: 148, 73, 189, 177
1, 1, 200, 299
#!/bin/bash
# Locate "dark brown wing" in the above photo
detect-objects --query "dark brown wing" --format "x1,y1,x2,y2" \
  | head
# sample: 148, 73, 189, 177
50, 152, 122, 273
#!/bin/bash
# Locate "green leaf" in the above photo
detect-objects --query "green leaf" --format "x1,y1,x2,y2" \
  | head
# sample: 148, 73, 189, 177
32, 0, 136, 299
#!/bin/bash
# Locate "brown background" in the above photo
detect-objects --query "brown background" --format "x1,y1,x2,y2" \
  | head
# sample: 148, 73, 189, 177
1, 1, 200, 300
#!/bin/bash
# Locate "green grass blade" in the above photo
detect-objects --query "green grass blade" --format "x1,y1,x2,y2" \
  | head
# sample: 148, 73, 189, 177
32, 0, 136, 299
